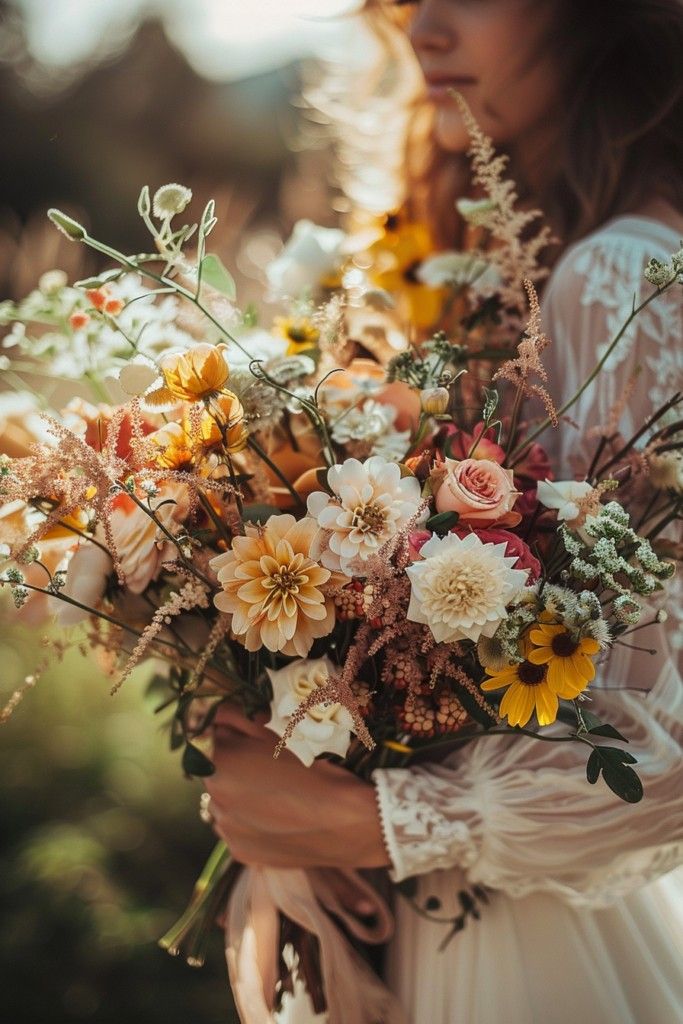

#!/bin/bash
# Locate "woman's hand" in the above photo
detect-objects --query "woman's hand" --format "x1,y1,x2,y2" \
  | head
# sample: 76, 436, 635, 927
204, 707, 390, 870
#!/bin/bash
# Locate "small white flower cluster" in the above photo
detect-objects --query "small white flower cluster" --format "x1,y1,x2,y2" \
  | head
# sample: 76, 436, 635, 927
561, 502, 675, 624
1, 272, 198, 381
643, 246, 683, 287
330, 399, 410, 462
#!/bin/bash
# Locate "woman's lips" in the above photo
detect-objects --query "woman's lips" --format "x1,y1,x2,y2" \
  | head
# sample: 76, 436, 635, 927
424, 76, 477, 102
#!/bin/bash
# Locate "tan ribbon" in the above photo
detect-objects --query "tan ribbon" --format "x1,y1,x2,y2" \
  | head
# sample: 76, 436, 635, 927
225, 866, 408, 1024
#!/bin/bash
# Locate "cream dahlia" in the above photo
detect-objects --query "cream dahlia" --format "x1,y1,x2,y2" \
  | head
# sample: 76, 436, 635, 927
210, 514, 335, 656
307, 456, 423, 575
406, 532, 529, 644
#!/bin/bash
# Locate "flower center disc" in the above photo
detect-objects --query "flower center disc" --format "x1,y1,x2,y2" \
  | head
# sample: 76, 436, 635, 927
352, 502, 387, 534
551, 633, 580, 657
518, 661, 547, 686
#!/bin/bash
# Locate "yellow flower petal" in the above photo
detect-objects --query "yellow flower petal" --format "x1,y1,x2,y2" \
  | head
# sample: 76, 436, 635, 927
527, 647, 553, 665
534, 687, 559, 726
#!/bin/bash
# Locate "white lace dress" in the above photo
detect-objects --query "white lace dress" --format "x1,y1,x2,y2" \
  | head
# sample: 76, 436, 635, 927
373, 216, 683, 1024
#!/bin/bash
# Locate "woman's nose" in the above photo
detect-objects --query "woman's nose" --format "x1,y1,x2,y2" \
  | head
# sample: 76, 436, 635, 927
409, 3, 457, 55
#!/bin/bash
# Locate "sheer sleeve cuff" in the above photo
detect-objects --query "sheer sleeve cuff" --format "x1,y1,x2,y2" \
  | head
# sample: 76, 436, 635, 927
372, 767, 479, 883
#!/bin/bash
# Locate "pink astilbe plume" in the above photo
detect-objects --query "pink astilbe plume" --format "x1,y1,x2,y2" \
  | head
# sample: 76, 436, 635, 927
273, 674, 374, 758
112, 579, 211, 694
494, 280, 558, 425
453, 93, 555, 320
1, 405, 235, 589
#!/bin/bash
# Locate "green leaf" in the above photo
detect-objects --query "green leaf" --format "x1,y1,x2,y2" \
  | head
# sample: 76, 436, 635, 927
586, 748, 601, 784
588, 723, 629, 742
577, 709, 603, 732
598, 745, 637, 765
601, 763, 643, 803
426, 510, 459, 534
241, 503, 280, 524
200, 253, 236, 299
182, 743, 215, 777
47, 208, 87, 241
316, 468, 332, 493
74, 269, 122, 289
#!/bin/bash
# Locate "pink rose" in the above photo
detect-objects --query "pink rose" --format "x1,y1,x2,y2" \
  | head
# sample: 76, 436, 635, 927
435, 458, 521, 527
454, 526, 540, 582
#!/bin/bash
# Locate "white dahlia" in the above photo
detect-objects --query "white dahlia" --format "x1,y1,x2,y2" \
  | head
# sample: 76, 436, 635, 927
307, 456, 423, 575
406, 532, 529, 644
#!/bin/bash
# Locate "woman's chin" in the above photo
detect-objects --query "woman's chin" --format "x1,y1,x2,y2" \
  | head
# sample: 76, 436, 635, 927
432, 105, 473, 154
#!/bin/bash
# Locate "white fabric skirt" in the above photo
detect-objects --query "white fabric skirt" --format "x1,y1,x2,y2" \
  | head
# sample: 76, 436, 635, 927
385, 867, 683, 1024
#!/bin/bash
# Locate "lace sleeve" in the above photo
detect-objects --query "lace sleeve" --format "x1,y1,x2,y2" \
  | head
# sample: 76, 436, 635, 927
539, 218, 682, 477
540, 218, 683, 653
374, 620, 683, 903
373, 221, 683, 902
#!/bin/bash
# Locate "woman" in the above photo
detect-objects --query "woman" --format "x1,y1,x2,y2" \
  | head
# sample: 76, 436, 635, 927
207, 1, 683, 1021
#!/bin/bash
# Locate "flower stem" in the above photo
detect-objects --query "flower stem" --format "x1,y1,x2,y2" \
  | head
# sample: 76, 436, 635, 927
508, 277, 679, 466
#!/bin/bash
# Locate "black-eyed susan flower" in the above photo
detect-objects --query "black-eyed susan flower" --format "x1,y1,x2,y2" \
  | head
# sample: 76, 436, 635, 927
480, 657, 561, 727
273, 315, 320, 355
527, 622, 600, 697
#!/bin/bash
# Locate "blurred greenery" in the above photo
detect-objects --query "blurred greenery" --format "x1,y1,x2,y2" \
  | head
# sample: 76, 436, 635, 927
0, 623, 239, 1023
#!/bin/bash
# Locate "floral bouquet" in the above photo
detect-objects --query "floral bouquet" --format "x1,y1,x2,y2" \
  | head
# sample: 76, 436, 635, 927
1, 101, 681, 1023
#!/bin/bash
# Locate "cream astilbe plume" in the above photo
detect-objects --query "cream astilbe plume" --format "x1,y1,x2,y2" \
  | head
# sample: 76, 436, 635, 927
112, 579, 211, 694
494, 280, 558, 425
453, 93, 555, 320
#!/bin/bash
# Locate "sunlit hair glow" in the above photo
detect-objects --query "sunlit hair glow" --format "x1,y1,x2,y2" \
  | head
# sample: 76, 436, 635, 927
312, 0, 683, 258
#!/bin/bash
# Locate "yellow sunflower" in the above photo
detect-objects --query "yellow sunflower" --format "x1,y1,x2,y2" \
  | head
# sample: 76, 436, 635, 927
527, 622, 600, 697
368, 220, 446, 330
481, 656, 562, 727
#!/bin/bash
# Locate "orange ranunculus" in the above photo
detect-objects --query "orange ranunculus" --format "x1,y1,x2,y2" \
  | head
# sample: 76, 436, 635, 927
320, 357, 421, 434
292, 466, 328, 503
160, 343, 230, 402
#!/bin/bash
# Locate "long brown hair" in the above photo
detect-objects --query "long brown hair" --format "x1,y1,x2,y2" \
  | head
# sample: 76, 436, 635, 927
344, 0, 683, 255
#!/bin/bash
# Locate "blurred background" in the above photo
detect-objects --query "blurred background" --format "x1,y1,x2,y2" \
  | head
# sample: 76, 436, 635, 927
0, 2, 368, 1021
